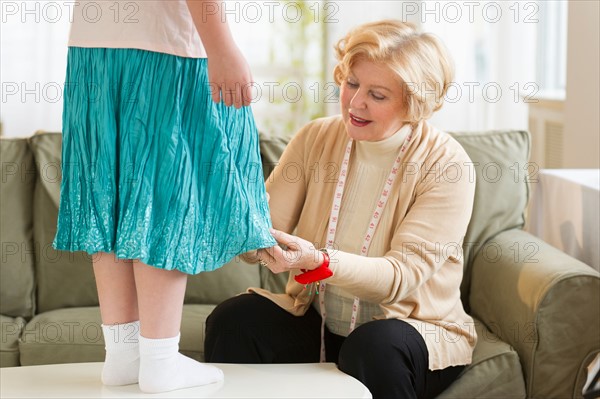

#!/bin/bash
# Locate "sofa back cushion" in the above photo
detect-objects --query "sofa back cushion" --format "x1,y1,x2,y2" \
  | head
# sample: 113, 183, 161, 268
29, 132, 99, 313
258, 130, 531, 301
258, 134, 291, 293
1, 138, 37, 318
185, 258, 262, 304
29, 132, 261, 311
448, 130, 531, 304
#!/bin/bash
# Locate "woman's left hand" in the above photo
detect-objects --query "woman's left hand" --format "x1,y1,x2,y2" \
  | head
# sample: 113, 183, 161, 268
257, 229, 324, 274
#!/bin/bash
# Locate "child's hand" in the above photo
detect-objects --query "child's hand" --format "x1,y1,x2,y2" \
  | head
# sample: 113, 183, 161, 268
186, 1, 254, 108
207, 45, 253, 108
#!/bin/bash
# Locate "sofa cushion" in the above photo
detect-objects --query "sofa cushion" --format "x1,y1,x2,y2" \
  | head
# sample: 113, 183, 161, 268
19, 307, 104, 366
257, 133, 296, 293
18, 305, 215, 365
185, 259, 261, 305
438, 318, 526, 398
259, 133, 289, 181
0, 315, 26, 367
448, 130, 530, 306
1, 138, 36, 318
28, 132, 99, 314
180, 304, 218, 362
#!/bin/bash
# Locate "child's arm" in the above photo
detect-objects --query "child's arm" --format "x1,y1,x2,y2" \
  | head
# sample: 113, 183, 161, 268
186, 0, 253, 108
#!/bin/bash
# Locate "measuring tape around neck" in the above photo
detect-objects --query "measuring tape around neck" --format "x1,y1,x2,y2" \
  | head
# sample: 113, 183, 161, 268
316, 131, 413, 362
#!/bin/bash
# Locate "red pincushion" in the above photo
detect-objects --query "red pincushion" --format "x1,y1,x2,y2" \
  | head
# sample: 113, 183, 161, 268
294, 251, 333, 285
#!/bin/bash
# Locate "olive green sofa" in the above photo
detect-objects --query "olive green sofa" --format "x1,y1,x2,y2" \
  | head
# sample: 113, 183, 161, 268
1, 128, 598, 398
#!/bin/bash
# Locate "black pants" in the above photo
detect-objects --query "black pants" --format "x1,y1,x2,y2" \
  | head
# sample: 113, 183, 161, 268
205, 294, 464, 399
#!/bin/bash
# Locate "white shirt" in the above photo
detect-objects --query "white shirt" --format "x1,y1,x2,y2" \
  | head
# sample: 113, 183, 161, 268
68, 0, 207, 58
312, 124, 413, 336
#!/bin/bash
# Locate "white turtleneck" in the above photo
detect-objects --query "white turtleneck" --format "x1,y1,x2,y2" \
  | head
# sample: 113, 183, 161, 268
316, 123, 413, 336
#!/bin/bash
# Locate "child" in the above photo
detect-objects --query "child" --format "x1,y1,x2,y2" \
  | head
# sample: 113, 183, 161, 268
52, 0, 276, 393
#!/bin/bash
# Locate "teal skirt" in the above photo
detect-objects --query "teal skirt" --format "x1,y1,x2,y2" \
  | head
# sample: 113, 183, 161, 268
52, 47, 276, 274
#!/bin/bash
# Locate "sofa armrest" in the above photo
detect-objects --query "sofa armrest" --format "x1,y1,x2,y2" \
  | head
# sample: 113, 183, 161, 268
469, 229, 600, 399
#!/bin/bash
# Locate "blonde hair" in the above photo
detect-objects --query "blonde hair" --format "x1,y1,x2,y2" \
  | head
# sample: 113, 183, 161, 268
333, 20, 454, 122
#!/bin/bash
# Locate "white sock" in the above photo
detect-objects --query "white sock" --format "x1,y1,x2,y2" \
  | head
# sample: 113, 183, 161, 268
101, 321, 140, 386
138, 333, 224, 393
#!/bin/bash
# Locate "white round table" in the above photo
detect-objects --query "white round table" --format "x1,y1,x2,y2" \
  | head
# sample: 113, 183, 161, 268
0, 362, 372, 398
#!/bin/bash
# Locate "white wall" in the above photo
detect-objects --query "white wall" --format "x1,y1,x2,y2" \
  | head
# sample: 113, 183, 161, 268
563, 0, 600, 168
426, 1, 536, 133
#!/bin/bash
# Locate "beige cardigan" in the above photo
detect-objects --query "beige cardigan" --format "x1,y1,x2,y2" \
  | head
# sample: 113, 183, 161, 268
249, 115, 477, 370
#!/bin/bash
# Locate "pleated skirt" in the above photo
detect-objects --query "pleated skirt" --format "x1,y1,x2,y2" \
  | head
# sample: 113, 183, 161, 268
52, 47, 276, 274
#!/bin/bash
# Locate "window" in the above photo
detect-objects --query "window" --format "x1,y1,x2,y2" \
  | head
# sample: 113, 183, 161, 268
535, 0, 568, 96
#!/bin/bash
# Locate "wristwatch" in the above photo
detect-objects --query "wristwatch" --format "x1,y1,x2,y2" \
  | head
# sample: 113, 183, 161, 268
319, 247, 330, 260
294, 248, 333, 285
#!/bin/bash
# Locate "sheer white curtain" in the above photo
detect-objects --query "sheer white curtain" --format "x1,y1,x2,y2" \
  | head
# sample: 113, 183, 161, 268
0, 0, 326, 139
1, 0, 70, 137
230, 0, 326, 138
0, 0, 548, 137
321, 0, 538, 132
423, 0, 537, 132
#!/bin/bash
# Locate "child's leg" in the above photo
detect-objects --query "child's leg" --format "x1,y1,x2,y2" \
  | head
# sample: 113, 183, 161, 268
134, 262, 223, 393
93, 252, 139, 386
132, 262, 186, 338
93, 253, 138, 323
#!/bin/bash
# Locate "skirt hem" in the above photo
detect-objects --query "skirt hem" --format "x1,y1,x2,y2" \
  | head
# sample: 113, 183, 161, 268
51, 237, 276, 275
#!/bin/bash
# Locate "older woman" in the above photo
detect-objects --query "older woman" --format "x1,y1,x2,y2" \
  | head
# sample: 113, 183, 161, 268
205, 20, 476, 399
